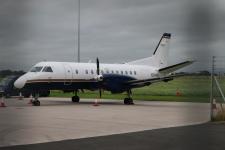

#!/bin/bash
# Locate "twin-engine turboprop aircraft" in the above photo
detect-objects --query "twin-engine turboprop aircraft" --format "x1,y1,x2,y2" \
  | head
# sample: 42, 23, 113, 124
14, 33, 193, 106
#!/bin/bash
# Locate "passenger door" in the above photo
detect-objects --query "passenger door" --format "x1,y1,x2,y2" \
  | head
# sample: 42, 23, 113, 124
63, 64, 72, 85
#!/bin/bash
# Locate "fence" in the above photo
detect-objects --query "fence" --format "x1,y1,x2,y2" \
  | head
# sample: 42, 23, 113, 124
210, 56, 225, 121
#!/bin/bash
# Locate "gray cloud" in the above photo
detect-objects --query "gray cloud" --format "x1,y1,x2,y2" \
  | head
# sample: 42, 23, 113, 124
0, 0, 224, 71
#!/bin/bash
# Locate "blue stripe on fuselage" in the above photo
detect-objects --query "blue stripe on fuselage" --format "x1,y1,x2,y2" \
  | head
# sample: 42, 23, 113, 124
24, 74, 137, 93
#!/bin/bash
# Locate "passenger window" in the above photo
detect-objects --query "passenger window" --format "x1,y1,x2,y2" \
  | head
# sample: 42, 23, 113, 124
111, 70, 114, 74
121, 71, 123, 75
106, 70, 109, 74
116, 71, 119, 74
85, 70, 88, 74
125, 71, 128, 75
91, 70, 94, 74
134, 71, 137, 75
42, 66, 53, 72
130, 71, 133, 75
75, 69, 79, 74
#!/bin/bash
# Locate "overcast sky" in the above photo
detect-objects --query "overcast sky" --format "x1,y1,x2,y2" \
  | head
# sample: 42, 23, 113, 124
0, 0, 224, 71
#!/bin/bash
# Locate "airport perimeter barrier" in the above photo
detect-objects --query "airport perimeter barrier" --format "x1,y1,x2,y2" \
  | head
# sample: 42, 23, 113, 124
210, 56, 225, 121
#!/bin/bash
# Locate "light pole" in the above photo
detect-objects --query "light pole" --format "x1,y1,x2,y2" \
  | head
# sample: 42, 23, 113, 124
77, 0, 80, 62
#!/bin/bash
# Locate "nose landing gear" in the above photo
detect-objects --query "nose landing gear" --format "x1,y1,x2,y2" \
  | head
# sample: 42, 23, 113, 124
32, 99, 40, 106
32, 93, 40, 106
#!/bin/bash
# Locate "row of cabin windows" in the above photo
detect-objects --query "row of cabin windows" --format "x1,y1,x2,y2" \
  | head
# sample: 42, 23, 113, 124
75, 69, 137, 75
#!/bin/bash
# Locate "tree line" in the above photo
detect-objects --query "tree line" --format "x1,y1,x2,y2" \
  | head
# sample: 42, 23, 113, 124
0, 70, 26, 78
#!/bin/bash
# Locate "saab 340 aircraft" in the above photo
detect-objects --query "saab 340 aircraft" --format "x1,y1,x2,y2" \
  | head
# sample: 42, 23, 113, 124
14, 33, 193, 106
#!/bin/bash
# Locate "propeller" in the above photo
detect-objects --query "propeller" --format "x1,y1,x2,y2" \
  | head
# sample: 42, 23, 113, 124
96, 57, 102, 98
97, 57, 100, 75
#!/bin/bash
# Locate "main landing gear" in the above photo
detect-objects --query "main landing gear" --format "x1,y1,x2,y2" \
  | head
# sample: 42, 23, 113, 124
32, 93, 40, 106
124, 90, 134, 105
72, 90, 80, 103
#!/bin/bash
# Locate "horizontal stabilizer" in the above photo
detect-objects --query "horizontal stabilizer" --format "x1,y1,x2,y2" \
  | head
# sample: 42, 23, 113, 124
125, 76, 174, 88
125, 72, 188, 88
159, 61, 194, 74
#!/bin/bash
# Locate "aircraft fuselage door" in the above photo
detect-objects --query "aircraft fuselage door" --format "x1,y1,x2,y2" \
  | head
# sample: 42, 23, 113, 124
63, 64, 72, 85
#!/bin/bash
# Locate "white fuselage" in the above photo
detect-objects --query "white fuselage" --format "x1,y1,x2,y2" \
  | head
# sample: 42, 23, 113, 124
14, 61, 160, 90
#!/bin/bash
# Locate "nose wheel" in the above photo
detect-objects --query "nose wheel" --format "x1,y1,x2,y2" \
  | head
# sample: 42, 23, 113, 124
32, 100, 40, 106
32, 93, 41, 106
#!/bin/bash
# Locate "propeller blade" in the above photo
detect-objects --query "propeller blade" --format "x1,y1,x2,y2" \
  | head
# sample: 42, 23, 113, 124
96, 57, 102, 99
96, 57, 100, 75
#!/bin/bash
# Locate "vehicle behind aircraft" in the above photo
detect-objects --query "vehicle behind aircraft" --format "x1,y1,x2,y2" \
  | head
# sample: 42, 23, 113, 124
0, 75, 50, 98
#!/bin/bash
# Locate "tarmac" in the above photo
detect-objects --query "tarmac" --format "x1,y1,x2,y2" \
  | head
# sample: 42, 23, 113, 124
0, 97, 210, 147
1, 122, 225, 150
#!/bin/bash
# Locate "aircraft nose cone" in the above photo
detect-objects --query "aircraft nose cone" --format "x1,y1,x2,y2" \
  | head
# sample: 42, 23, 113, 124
14, 76, 27, 89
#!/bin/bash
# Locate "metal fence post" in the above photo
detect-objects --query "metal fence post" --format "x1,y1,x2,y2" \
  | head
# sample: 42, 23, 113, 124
210, 56, 215, 121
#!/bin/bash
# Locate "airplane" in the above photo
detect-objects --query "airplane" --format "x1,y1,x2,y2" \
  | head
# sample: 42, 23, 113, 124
14, 33, 193, 106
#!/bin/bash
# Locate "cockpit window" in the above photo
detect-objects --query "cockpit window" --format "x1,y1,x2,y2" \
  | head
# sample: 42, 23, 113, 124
42, 66, 53, 72
30, 66, 43, 72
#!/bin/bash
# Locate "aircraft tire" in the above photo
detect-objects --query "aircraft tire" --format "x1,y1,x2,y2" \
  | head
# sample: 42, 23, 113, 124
32, 100, 40, 106
72, 96, 80, 103
124, 98, 134, 105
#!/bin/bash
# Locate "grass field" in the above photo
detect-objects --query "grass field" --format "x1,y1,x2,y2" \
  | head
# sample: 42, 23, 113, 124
50, 76, 218, 103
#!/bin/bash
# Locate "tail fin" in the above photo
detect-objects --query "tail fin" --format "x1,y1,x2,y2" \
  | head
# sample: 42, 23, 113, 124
127, 33, 171, 68
152, 33, 171, 68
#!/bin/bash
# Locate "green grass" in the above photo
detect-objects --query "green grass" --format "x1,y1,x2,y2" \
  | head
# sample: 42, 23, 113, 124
50, 76, 217, 103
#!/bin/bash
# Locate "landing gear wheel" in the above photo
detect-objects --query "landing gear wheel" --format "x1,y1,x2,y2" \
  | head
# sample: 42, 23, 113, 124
32, 100, 40, 106
124, 98, 129, 104
124, 98, 134, 105
72, 96, 80, 103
